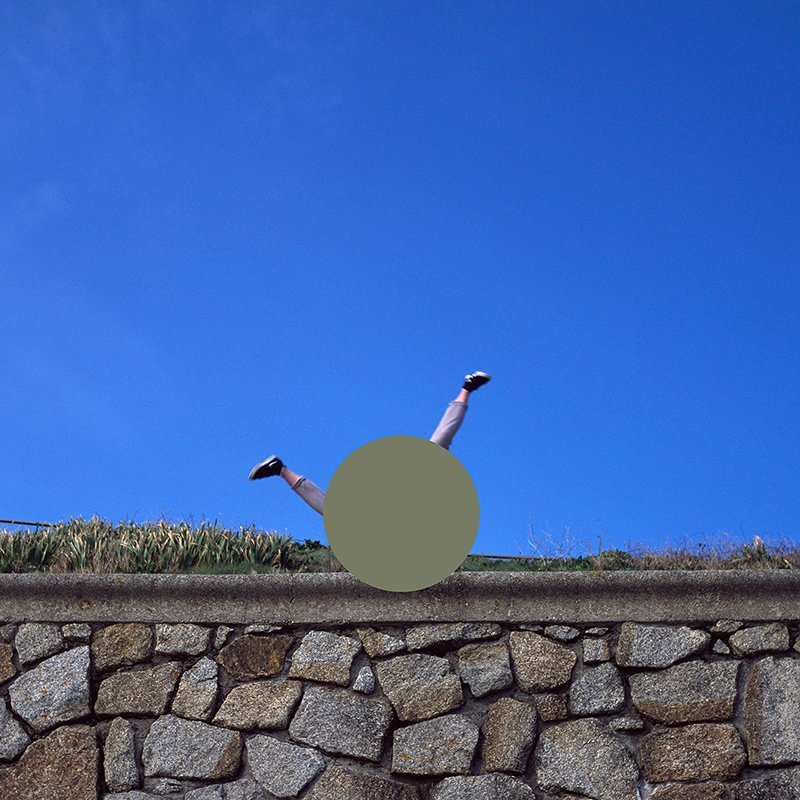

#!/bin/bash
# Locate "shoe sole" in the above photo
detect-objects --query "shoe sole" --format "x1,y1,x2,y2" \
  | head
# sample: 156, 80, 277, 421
465, 371, 492, 387
249, 456, 281, 480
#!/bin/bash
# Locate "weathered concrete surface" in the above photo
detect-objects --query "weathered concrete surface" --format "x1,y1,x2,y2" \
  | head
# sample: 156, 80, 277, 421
1, 571, 800, 623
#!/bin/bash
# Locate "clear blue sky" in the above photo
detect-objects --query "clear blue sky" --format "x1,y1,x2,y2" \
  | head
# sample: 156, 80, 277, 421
3, 2, 799, 558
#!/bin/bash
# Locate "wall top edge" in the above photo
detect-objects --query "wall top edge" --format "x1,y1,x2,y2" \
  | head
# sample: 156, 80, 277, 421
0, 570, 797, 624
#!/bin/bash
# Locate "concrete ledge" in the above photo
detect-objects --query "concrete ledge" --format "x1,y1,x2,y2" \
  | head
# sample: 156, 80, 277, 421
1, 570, 799, 624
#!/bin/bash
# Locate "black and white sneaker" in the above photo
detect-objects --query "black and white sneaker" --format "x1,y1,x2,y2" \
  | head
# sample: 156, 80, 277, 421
248, 455, 284, 480
463, 371, 492, 392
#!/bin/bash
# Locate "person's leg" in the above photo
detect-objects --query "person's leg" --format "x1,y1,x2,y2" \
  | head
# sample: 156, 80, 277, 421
248, 456, 325, 515
281, 467, 325, 516
429, 371, 491, 450
429, 393, 469, 450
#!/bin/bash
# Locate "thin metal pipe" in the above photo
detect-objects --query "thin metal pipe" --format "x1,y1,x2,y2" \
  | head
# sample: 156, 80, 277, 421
0, 518, 57, 528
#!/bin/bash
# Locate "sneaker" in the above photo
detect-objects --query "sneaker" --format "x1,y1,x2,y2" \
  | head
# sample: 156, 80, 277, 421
463, 371, 492, 392
248, 455, 284, 480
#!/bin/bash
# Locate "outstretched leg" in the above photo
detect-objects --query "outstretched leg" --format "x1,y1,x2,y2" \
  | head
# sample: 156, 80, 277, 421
429, 394, 468, 450
281, 467, 326, 515
248, 371, 490, 516
249, 456, 325, 515
429, 371, 491, 450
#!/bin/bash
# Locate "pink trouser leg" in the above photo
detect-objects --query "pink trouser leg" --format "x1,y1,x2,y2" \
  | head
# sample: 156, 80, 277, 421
290, 400, 468, 516
428, 400, 468, 450
290, 476, 326, 515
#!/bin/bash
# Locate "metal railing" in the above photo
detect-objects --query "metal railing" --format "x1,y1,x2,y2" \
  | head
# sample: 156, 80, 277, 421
471, 553, 540, 561
0, 518, 57, 528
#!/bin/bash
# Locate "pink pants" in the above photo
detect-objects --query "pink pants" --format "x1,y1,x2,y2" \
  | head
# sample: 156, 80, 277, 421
291, 400, 467, 515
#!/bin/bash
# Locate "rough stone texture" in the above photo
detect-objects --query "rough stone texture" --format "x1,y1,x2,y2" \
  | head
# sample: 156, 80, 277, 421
353, 665, 375, 693
583, 638, 611, 663
14, 623, 65, 665
456, 641, 513, 698
374, 653, 463, 721
630, 659, 739, 724
0, 624, 16, 642
405, 623, 501, 651
223, 776, 274, 800
243, 624, 284, 635
481, 697, 537, 773
142, 715, 241, 779
744, 655, 800, 765
182, 786, 224, 799
171, 656, 219, 721
213, 680, 303, 730
217, 634, 293, 680
530, 693, 568, 721
0, 724, 98, 800
4, 602, 800, 800
733, 766, 800, 799
0, 697, 31, 761
639, 723, 746, 782
62, 622, 92, 640
508, 631, 577, 691
92, 624, 153, 672
104, 716, 139, 792
8, 645, 91, 733
535, 717, 639, 800
0, 642, 15, 683
616, 623, 710, 668
185, 777, 270, 800
713, 639, 731, 655
288, 684, 393, 762
650, 783, 728, 800
95, 661, 182, 716
728, 622, 790, 656
288, 630, 362, 686
710, 619, 742, 634
147, 778, 179, 793
544, 625, 579, 641
609, 713, 645, 731
213, 626, 234, 651
150, 777, 182, 793
246, 734, 327, 797
155, 624, 211, 656
569, 662, 625, 715
304, 765, 420, 800
391, 714, 480, 775
355, 627, 406, 658
430, 774, 536, 799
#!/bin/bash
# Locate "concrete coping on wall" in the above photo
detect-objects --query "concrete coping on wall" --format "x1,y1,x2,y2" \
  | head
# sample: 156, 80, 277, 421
1, 570, 798, 624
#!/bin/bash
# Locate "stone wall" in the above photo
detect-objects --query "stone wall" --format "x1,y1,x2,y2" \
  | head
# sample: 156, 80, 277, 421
1, 572, 800, 800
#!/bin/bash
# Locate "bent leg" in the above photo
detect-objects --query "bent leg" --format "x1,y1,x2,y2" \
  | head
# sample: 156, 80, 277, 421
429, 400, 468, 450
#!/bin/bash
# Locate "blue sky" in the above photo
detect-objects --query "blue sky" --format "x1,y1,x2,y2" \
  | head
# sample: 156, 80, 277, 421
2, 2, 799, 559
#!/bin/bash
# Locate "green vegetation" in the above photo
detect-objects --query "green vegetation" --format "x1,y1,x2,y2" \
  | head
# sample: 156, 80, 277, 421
0, 517, 797, 574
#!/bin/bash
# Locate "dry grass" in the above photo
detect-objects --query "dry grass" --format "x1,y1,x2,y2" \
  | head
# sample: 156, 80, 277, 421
0, 517, 797, 574
510, 523, 799, 571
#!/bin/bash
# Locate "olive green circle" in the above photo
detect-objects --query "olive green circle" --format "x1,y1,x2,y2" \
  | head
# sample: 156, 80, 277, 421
323, 435, 480, 592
